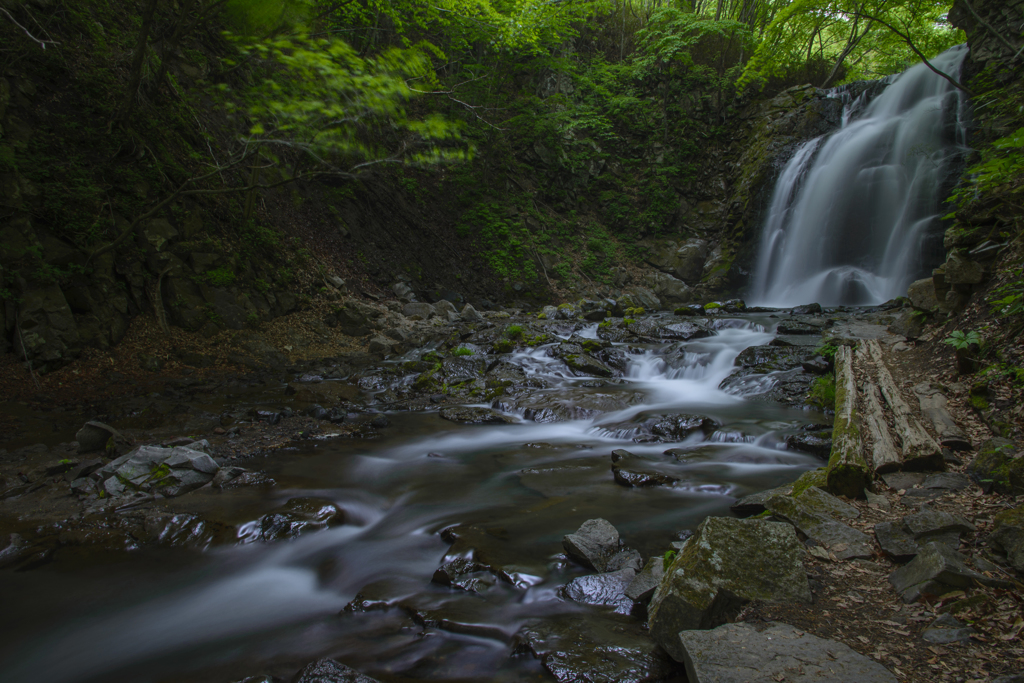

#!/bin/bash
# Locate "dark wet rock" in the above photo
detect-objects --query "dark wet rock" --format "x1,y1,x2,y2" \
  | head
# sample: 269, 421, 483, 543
431, 557, 495, 593
221, 471, 276, 489
775, 320, 823, 335
967, 437, 1024, 495
438, 406, 516, 424
989, 506, 1024, 572
729, 483, 794, 516
648, 517, 811, 662
625, 318, 712, 342
676, 621, 896, 682
494, 389, 646, 423
785, 430, 832, 458
791, 303, 823, 315
764, 493, 873, 560
290, 658, 380, 683
513, 613, 679, 683
259, 497, 343, 542
441, 356, 488, 384
92, 444, 219, 498
211, 466, 248, 487
254, 409, 282, 425
560, 567, 637, 615
597, 413, 717, 442
562, 518, 623, 572
625, 557, 666, 603
801, 356, 830, 374
734, 345, 812, 373
613, 466, 679, 488
75, 421, 124, 454
889, 542, 1007, 603
369, 414, 390, 429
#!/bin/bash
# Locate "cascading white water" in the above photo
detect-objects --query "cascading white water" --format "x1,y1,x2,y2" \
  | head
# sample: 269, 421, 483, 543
750, 46, 970, 307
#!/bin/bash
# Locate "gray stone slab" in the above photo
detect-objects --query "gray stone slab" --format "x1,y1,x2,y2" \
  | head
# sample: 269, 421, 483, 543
765, 494, 874, 560
677, 621, 897, 682
922, 627, 975, 644
874, 522, 920, 562
922, 472, 971, 491
562, 518, 620, 572
889, 542, 1003, 603
798, 486, 860, 520
881, 472, 927, 490
902, 508, 975, 538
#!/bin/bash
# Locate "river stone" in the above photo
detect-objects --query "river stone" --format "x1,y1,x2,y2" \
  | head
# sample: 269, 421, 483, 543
291, 658, 380, 683
155, 468, 214, 497
764, 494, 873, 560
626, 557, 666, 603
560, 567, 637, 615
75, 421, 124, 454
612, 464, 680, 488
889, 542, 1000, 603
402, 302, 435, 319
775, 320, 822, 335
513, 613, 679, 683
791, 303, 823, 315
967, 437, 1024, 495
733, 345, 810, 373
438, 406, 515, 424
459, 304, 483, 322
675, 621, 897, 683
440, 356, 488, 384
648, 517, 811, 662
785, 430, 832, 458
259, 497, 343, 542
989, 506, 1024, 571
163, 447, 219, 474
729, 483, 794, 516
493, 389, 646, 423
562, 518, 622, 572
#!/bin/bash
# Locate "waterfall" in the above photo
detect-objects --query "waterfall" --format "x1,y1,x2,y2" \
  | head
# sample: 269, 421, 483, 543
750, 45, 970, 307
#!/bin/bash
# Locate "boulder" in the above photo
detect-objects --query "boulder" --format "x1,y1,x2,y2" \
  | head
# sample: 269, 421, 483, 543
945, 251, 984, 285
675, 621, 896, 683
75, 421, 123, 454
459, 304, 483, 322
967, 437, 1024, 495
562, 518, 626, 572
989, 506, 1024, 572
889, 542, 1004, 603
402, 302, 435, 320
643, 271, 692, 306
290, 658, 380, 683
907, 278, 939, 310
367, 336, 393, 354
791, 303, 823, 315
729, 483, 794, 516
648, 517, 811, 662
874, 508, 974, 562
625, 556, 666, 603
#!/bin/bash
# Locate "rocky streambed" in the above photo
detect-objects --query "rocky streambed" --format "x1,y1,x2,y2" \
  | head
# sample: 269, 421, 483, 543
1, 302, 1022, 683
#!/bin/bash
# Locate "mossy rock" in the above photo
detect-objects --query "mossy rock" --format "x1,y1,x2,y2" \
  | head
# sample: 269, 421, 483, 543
791, 468, 827, 497
967, 437, 1023, 496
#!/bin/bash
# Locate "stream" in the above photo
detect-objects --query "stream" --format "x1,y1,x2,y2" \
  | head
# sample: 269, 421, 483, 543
0, 311, 829, 683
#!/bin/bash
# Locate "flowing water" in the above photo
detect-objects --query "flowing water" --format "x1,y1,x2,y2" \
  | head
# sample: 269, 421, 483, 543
0, 312, 827, 683
750, 45, 970, 307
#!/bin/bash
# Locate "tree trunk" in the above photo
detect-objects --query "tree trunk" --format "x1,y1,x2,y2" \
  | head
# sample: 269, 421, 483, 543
114, 0, 159, 125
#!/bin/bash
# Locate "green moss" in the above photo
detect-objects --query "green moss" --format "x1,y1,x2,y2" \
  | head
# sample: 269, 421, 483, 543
791, 468, 827, 497
504, 325, 524, 340
492, 339, 514, 354
581, 340, 603, 354
703, 302, 721, 311
452, 346, 474, 356
807, 376, 836, 411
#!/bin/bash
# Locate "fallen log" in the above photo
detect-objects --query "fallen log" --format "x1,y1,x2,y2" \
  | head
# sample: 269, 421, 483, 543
826, 345, 870, 498
863, 383, 901, 474
865, 341, 944, 471
913, 383, 972, 451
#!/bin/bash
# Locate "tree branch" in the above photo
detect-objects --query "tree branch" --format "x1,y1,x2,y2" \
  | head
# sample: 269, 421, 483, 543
852, 12, 974, 97
0, 7, 59, 49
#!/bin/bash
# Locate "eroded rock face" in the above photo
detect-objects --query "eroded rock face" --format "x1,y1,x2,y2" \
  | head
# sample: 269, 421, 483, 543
647, 517, 811, 662
676, 621, 897, 683
13, 284, 80, 370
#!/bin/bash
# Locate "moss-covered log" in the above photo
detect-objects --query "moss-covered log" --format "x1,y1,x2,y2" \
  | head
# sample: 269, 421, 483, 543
826, 345, 870, 498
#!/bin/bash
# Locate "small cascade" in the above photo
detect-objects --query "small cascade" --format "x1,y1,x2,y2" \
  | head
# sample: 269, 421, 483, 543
751, 46, 970, 307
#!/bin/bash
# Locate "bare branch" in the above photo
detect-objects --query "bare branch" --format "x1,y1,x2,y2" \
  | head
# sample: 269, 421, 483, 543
0, 7, 59, 49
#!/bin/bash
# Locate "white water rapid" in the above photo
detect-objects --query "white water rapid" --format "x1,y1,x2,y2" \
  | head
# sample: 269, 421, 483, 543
750, 45, 969, 307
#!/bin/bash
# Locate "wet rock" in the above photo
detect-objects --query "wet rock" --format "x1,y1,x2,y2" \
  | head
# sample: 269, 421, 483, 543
259, 497, 343, 542
988, 506, 1024, 572
494, 389, 646, 423
733, 345, 811, 373
75, 421, 124, 454
438, 406, 515, 424
764, 493, 873, 560
775, 320, 822, 335
627, 319, 712, 342
560, 567, 637, 615
889, 542, 1004, 603
431, 557, 494, 593
967, 437, 1024, 495
157, 468, 215, 497
676, 621, 896, 682
221, 471, 276, 489
612, 466, 679, 488
562, 518, 622, 572
212, 466, 248, 488
785, 430, 832, 458
625, 557, 666, 603
791, 303, 823, 315
291, 658, 380, 683
648, 517, 811, 662
729, 483, 794, 516
513, 613, 679, 683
